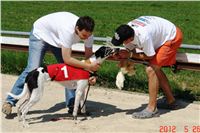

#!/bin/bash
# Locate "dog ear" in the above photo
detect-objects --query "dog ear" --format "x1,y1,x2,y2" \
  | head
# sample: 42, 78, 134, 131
95, 46, 106, 58
42, 66, 48, 73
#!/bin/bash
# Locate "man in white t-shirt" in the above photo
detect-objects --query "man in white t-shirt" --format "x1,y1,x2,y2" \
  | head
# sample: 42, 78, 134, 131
2, 12, 100, 116
111, 16, 183, 119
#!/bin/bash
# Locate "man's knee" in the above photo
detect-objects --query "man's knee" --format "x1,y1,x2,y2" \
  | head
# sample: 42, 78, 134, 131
146, 65, 160, 77
146, 66, 154, 75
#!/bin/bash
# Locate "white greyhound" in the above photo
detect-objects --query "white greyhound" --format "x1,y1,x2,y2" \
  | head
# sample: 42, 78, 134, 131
7, 46, 119, 127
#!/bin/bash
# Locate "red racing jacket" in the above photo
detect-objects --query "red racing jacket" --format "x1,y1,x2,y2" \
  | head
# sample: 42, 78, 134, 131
47, 64, 90, 81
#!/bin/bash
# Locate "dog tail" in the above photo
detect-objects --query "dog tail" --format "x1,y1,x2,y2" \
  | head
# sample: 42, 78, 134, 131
7, 83, 29, 100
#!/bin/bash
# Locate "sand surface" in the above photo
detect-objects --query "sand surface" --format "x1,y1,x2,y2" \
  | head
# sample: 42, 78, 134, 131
1, 74, 199, 133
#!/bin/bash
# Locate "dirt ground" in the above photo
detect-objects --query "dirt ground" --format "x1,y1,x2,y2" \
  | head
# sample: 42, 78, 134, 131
1, 74, 200, 133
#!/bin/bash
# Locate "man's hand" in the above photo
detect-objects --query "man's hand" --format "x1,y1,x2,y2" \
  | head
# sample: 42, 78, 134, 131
88, 76, 97, 85
88, 62, 100, 72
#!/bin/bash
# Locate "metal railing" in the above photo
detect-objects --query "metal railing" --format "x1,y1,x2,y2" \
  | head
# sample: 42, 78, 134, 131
1, 30, 200, 50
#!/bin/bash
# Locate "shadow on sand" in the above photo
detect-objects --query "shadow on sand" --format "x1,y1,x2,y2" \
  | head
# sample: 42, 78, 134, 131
4, 97, 191, 125
32, 97, 190, 125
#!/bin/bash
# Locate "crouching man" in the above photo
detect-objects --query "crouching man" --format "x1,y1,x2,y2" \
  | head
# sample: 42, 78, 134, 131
111, 16, 183, 119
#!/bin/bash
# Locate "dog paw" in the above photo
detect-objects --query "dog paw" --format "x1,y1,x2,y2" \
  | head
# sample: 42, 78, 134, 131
17, 113, 22, 122
23, 122, 29, 128
73, 116, 77, 120
18, 117, 22, 122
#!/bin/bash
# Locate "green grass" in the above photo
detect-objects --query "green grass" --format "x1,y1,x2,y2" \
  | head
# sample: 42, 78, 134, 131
1, 1, 200, 101
2, 1, 200, 44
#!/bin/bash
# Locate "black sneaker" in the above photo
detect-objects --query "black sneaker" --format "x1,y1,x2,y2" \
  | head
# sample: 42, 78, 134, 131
157, 99, 180, 110
68, 106, 82, 115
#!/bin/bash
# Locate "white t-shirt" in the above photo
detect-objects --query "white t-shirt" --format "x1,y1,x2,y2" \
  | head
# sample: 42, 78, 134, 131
33, 12, 93, 48
126, 16, 176, 56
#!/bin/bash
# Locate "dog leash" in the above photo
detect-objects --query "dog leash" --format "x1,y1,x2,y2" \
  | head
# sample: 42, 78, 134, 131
50, 85, 90, 122
80, 84, 91, 111
79, 72, 98, 110
50, 73, 96, 122
49, 65, 91, 110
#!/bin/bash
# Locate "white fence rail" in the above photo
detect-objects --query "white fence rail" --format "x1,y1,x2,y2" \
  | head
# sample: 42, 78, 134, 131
1, 30, 200, 50
1, 36, 200, 72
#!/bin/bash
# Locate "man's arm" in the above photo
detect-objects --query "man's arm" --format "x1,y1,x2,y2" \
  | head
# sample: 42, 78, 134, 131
61, 46, 99, 71
117, 49, 154, 60
130, 50, 153, 60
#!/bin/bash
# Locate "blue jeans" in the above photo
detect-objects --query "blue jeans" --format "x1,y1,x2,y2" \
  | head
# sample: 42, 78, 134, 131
6, 30, 75, 108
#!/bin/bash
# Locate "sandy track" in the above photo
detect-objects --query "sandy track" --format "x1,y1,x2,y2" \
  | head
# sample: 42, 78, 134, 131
1, 74, 199, 133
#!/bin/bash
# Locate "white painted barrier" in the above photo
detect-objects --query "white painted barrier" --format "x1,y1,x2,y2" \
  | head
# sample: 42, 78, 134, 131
1, 36, 200, 71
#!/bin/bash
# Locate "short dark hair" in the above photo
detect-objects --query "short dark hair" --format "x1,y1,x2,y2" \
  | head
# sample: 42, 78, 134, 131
76, 16, 95, 32
111, 24, 135, 46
